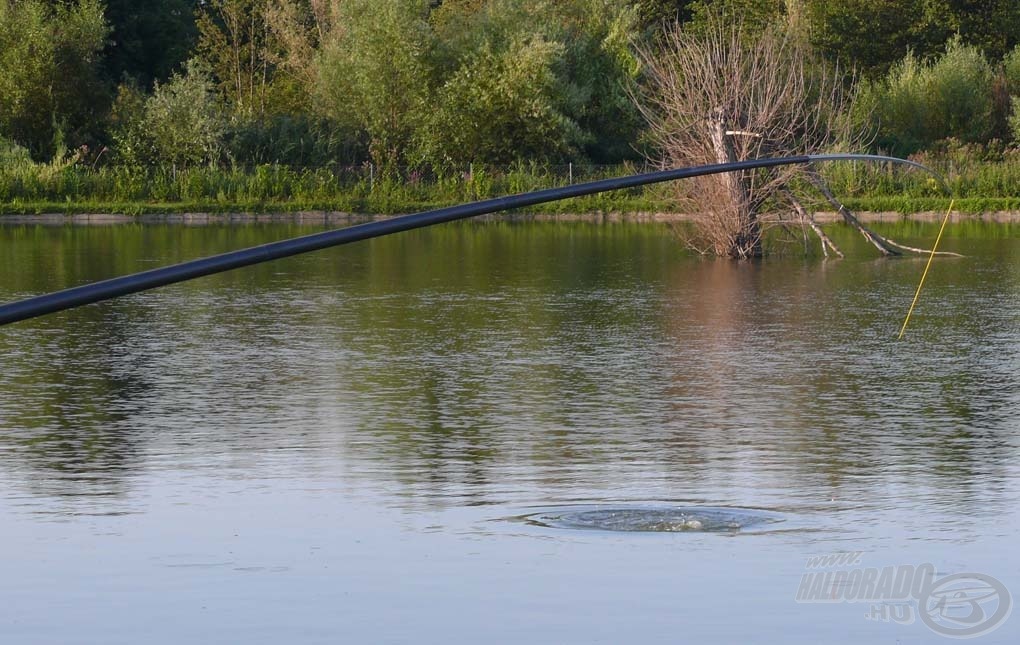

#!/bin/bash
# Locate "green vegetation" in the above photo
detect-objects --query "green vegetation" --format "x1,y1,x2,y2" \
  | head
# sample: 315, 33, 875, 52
3, 0, 1020, 215
0, 0, 108, 160
3, 151, 1020, 216
0, 159, 665, 215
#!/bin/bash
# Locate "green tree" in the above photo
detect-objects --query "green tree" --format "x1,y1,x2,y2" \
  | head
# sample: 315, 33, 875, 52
1001, 45, 1020, 143
422, 37, 583, 166
1009, 97, 1020, 143
687, 0, 786, 34
807, 0, 1020, 79
805, 0, 923, 77
1004, 45, 1020, 93
0, 135, 31, 164
927, 40, 996, 143
557, 0, 644, 162
0, 0, 109, 159
197, 0, 280, 118
143, 60, 226, 167
427, 0, 642, 164
316, 0, 435, 168
631, 0, 694, 29
196, 0, 344, 166
863, 39, 995, 154
103, 0, 199, 88
108, 81, 151, 167
914, 1, 1020, 62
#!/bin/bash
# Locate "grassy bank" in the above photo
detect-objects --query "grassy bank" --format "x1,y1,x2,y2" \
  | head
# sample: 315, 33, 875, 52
0, 162, 669, 216
2, 152, 1019, 216
0, 196, 672, 216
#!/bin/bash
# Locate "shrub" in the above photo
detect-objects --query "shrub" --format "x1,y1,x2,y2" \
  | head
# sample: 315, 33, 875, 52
868, 39, 995, 155
144, 59, 226, 168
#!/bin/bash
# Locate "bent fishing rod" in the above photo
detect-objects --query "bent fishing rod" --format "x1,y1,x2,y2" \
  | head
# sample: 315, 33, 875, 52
0, 154, 943, 327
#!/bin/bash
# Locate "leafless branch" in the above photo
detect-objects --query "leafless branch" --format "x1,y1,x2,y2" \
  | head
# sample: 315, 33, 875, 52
634, 13, 864, 258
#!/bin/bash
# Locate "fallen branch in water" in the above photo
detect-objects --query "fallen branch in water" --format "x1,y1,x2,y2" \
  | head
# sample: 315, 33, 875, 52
883, 238, 964, 257
807, 170, 900, 256
786, 189, 844, 258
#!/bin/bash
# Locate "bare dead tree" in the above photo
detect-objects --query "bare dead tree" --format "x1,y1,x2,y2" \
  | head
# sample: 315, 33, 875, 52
635, 14, 933, 259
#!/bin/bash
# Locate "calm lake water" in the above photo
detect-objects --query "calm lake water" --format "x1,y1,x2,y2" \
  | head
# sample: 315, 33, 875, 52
1, 220, 1019, 643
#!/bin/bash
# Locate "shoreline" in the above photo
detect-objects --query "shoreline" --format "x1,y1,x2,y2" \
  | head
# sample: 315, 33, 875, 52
3, 210, 1020, 225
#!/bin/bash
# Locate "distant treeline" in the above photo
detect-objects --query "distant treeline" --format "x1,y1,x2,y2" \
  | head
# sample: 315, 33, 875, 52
2, 0, 1020, 173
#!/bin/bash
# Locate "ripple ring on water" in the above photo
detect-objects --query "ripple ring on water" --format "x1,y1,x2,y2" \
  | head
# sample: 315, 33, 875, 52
519, 505, 786, 533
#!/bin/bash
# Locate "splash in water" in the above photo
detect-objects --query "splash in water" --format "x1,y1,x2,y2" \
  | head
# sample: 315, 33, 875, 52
521, 506, 785, 533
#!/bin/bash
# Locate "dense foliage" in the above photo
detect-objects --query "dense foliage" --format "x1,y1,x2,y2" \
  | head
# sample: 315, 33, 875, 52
2, 0, 1020, 196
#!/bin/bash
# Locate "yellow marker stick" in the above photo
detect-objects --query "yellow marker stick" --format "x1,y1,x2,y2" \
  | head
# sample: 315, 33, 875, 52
898, 199, 955, 339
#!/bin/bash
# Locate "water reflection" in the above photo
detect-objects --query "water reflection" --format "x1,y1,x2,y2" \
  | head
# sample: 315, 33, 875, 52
0, 222, 1018, 530
1, 316, 150, 501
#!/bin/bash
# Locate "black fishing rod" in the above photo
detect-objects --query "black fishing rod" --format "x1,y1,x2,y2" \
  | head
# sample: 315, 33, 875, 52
0, 153, 941, 326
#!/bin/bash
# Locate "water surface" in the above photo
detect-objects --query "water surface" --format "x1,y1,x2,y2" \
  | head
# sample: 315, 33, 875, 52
1, 221, 1018, 643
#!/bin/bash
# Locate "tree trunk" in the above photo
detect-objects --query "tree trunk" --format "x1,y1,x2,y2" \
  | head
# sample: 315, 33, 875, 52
709, 110, 761, 258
